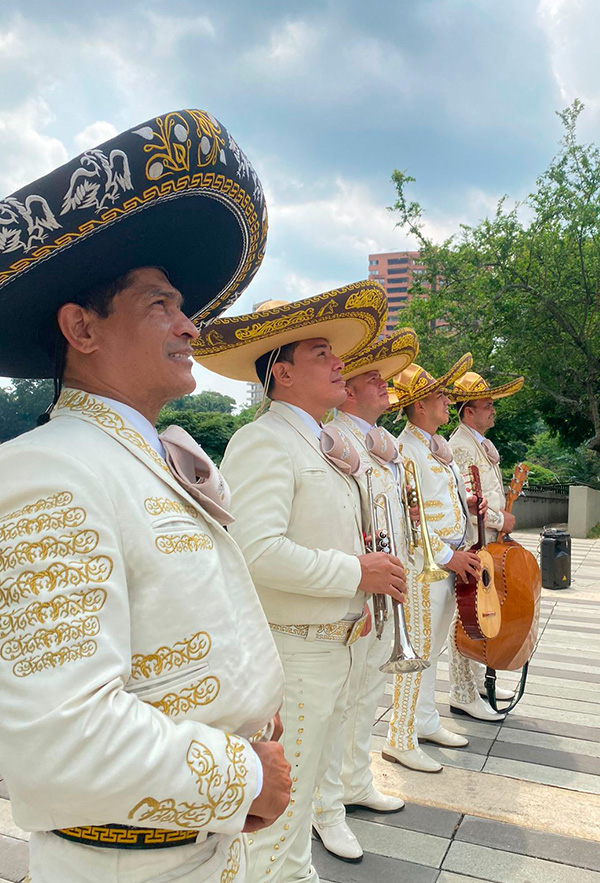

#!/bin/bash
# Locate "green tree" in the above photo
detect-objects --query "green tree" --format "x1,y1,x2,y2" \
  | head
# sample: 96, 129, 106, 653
0, 379, 53, 442
166, 390, 236, 414
390, 99, 600, 459
157, 410, 238, 464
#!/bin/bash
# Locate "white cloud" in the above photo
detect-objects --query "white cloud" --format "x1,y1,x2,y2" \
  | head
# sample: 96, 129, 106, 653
268, 20, 317, 63
74, 121, 119, 152
0, 99, 68, 196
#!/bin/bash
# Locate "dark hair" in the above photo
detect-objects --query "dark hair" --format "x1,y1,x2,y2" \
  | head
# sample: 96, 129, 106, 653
255, 341, 300, 395
458, 400, 477, 419
404, 401, 417, 421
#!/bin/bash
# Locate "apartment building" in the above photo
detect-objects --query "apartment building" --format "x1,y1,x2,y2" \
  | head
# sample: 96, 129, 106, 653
368, 250, 431, 334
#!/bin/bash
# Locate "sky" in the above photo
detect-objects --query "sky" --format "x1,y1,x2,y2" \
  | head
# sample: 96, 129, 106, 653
1, 0, 600, 407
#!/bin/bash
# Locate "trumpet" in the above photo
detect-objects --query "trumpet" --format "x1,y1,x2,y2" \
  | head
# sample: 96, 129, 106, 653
365, 468, 429, 674
403, 459, 449, 585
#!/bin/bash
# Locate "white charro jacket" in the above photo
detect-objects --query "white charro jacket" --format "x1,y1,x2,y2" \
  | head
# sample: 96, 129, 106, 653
221, 401, 366, 626
449, 422, 506, 537
398, 422, 475, 565
0, 389, 283, 838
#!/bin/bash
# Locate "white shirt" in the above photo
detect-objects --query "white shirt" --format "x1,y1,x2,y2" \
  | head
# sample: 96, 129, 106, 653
277, 401, 323, 439
95, 395, 166, 459
469, 426, 486, 445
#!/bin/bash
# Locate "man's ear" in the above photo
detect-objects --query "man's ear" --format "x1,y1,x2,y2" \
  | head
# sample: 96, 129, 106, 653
57, 303, 100, 354
271, 359, 294, 389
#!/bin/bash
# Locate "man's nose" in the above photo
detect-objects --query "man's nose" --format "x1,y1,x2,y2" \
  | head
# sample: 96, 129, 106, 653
178, 312, 199, 340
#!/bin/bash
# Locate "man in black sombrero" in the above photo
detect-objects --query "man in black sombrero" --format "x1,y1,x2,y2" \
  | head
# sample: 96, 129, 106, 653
0, 110, 291, 883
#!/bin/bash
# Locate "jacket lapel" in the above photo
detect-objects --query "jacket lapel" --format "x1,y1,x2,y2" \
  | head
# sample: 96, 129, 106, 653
52, 388, 222, 528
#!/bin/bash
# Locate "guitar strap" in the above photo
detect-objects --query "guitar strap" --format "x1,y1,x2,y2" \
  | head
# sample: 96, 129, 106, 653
484, 662, 529, 713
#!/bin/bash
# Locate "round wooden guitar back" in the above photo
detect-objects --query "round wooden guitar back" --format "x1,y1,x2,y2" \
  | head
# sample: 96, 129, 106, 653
455, 539, 541, 670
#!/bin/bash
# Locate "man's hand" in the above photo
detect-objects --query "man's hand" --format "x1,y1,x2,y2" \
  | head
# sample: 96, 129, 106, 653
357, 552, 408, 603
501, 510, 516, 533
271, 711, 283, 743
243, 741, 292, 833
446, 549, 482, 582
467, 495, 488, 521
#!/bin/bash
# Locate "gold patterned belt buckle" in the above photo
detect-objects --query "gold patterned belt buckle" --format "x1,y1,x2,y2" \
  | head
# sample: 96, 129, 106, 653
347, 613, 367, 646
53, 824, 200, 850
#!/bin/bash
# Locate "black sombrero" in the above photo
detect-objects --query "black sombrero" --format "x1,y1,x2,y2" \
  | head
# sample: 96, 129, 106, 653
0, 109, 268, 378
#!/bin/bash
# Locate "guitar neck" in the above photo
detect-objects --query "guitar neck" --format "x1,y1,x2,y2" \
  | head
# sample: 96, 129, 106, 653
468, 465, 486, 549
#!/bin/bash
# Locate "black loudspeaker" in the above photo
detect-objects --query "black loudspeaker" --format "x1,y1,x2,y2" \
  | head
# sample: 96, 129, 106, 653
540, 528, 571, 590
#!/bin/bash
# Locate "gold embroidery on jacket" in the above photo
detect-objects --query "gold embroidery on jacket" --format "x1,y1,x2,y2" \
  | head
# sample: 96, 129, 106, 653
131, 631, 212, 679
0, 588, 107, 638
0, 530, 99, 571
144, 498, 198, 518
13, 638, 97, 677
129, 733, 248, 829
0, 557, 113, 607
155, 533, 213, 554
150, 675, 221, 717
1, 616, 100, 662
0, 491, 73, 524
57, 389, 170, 473
0, 507, 86, 543
221, 838, 242, 883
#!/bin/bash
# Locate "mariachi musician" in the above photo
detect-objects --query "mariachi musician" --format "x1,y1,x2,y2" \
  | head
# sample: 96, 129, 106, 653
383, 356, 504, 776
448, 371, 525, 704
312, 328, 419, 863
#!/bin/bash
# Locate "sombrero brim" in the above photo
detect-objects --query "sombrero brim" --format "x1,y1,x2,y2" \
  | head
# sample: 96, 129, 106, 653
342, 327, 418, 382
193, 281, 387, 382
451, 376, 524, 403
389, 352, 473, 412
0, 109, 267, 378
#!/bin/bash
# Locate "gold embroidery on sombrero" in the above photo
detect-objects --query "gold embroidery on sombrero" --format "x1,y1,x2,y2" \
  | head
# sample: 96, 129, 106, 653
144, 498, 198, 518
56, 389, 171, 473
0, 557, 113, 608
235, 309, 315, 341
150, 675, 221, 717
130, 631, 212, 679
0, 507, 86, 543
221, 838, 242, 883
344, 288, 383, 310
0, 492, 73, 524
0, 588, 107, 638
155, 533, 214, 554
13, 639, 97, 678
129, 733, 248, 829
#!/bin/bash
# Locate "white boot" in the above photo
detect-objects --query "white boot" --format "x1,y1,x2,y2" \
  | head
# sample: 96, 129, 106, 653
450, 694, 505, 721
345, 787, 405, 813
382, 743, 443, 773
418, 726, 469, 747
312, 821, 363, 863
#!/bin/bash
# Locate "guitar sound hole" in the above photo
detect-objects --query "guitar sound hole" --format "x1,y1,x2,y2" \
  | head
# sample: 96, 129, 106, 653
482, 569, 491, 588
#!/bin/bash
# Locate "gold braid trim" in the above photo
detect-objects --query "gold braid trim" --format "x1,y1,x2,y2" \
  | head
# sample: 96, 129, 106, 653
131, 631, 212, 679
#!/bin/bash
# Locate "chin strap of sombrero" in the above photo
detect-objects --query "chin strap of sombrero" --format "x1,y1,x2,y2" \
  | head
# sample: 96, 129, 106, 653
36, 334, 66, 427
253, 346, 281, 421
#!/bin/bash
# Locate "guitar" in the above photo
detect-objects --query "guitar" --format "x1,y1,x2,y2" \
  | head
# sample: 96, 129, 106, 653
501, 462, 530, 536
454, 465, 502, 640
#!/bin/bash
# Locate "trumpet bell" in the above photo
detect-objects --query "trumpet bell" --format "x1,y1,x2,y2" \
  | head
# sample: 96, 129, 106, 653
417, 563, 449, 584
380, 656, 430, 674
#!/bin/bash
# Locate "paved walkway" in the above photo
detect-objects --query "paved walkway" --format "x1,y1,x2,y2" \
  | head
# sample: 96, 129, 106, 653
313, 531, 600, 882
1, 531, 599, 882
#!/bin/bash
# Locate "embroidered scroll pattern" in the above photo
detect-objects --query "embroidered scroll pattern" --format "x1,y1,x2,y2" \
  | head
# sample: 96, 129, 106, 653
0, 491, 112, 677
221, 838, 242, 883
155, 533, 213, 554
144, 498, 198, 518
128, 733, 248, 829
150, 675, 221, 717
131, 631, 212, 679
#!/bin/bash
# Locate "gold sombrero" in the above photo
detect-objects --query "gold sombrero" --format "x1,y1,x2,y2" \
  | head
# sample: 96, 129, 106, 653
192, 281, 387, 382
389, 352, 473, 411
450, 371, 524, 403
342, 327, 419, 383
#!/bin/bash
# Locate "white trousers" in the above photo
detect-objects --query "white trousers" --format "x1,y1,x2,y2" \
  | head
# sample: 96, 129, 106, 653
28, 830, 245, 883
388, 572, 478, 749
312, 611, 392, 827
246, 631, 352, 883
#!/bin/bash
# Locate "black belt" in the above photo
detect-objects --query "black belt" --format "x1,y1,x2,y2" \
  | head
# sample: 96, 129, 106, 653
53, 824, 200, 849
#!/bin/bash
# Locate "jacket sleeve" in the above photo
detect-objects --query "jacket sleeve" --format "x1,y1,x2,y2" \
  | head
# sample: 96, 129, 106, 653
0, 444, 257, 834
453, 445, 504, 531
221, 424, 361, 598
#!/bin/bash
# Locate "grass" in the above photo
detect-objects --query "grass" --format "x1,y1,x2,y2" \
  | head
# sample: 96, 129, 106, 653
587, 522, 600, 539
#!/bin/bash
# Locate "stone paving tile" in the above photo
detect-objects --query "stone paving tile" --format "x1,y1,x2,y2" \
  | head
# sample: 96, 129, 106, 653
482, 755, 600, 794
500, 701, 600, 729
0, 787, 7, 804
345, 816, 448, 866
436, 874, 492, 883
502, 714, 600, 741
528, 664, 600, 684
456, 816, 600, 872
490, 737, 600, 775
312, 840, 439, 883
409, 745, 487, 773
0, 835, 28, 883
0, 803, 26, 843
546, 622, 600, 634
345, 802, 461, 838
496, 726, 600, 758
443, 840, 600, 882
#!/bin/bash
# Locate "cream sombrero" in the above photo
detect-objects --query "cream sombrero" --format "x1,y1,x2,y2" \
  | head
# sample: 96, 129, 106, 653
193, 281, 387, 382
389, 352, 473, 411
341, 327, 419, 383
450, 371, 524, 403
